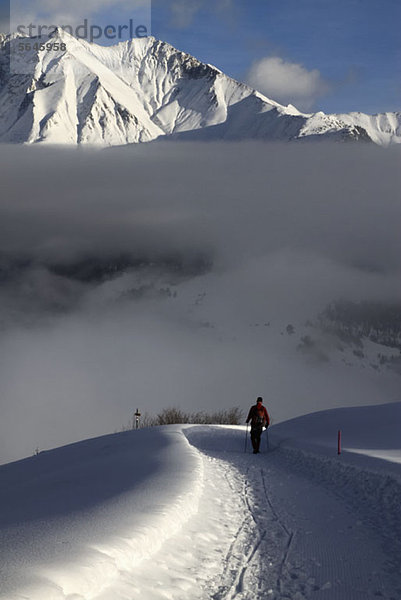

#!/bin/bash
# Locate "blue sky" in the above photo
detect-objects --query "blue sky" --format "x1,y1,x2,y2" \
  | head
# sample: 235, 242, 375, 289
151, 0, 401, 114
1, 0, 400, 114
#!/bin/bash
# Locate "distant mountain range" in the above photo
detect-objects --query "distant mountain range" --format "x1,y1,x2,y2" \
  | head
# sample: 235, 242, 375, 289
0, 29, 400, 146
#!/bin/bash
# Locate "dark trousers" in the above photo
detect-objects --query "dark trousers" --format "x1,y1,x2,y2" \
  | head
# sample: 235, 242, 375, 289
250, 426, 263, 452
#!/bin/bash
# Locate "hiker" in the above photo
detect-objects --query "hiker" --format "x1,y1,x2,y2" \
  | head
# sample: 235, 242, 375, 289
246, 397, 270, 454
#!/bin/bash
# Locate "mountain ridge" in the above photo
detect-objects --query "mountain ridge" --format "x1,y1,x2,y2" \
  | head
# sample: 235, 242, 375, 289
0, 29, 400, 146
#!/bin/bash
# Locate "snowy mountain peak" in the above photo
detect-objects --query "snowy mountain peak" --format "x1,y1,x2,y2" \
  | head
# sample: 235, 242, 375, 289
0, 32, 400, 146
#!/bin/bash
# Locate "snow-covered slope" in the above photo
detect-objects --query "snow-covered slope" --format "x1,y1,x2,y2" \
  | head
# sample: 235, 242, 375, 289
0, 29, 400, 146
0, 427, 204, 599
1, 403, 401, 599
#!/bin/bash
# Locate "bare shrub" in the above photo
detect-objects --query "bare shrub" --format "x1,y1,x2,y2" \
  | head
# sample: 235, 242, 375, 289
156, 408, 191, 425
125, 406, 243, 429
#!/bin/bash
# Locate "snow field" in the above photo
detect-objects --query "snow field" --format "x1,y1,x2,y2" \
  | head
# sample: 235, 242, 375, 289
1, 404, 401, 599
0, 428, 204, 599
95, 454, 246, 600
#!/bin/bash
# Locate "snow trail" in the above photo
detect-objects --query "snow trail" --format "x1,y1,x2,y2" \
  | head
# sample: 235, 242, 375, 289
96, 424, 401, 599
182, 426, 401, 600
2, 407, 401, 599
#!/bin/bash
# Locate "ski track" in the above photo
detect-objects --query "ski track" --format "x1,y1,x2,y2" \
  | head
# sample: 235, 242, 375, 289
210, 460, 311, 600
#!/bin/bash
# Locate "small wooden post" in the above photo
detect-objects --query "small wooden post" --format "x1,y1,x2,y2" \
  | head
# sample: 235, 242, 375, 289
338, 430, 342, 455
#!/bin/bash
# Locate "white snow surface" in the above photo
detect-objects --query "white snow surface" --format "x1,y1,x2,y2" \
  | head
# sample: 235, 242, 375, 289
1, 402, 401, 599
0, 30, 400, 146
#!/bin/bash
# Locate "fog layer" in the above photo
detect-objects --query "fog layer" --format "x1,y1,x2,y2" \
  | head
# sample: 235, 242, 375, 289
0, 142, 400, 463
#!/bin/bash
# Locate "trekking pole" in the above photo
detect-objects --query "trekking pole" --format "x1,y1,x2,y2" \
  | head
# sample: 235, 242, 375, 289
266, 427, 270, 451
244, 423, 248, 453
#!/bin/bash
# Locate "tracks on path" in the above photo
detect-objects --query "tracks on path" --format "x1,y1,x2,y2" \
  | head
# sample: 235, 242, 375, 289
207, 456, 311, 600
260, 468, 295, 595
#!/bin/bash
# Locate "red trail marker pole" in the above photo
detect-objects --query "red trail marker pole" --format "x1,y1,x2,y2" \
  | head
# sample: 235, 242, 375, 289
338, 430, 342, 455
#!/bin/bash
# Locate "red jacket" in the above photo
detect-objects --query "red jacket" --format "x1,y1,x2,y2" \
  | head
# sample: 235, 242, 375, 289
246, 404, 270, 428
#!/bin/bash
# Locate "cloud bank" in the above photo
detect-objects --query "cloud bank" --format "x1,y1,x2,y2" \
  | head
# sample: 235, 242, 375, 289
247, 56, 329, 111
0, 142, 400, 463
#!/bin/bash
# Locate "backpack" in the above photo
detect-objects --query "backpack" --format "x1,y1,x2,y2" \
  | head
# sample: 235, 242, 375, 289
253, 408, 265, 427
